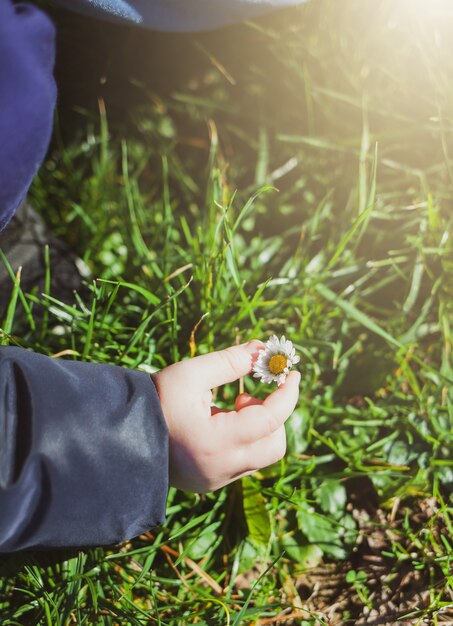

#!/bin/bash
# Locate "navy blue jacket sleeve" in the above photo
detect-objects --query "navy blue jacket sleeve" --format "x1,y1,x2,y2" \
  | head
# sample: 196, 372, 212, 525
0, 347, 169, 552
0, 0, 57, 232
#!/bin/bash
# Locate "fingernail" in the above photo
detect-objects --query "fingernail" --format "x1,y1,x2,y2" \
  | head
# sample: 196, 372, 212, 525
245, 340, 265, 354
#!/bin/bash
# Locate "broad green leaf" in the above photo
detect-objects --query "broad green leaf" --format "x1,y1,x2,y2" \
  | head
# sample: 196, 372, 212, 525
242, 477, 272, 545
286, 407, 311, 455
280, 535, 323, 568
315, 479, 347, 516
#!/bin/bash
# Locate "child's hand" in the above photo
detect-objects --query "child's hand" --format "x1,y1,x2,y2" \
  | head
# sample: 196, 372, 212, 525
152, 341, 300, 493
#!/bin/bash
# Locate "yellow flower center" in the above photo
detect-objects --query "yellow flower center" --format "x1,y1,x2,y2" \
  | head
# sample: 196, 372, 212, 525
268, 354, 288, 375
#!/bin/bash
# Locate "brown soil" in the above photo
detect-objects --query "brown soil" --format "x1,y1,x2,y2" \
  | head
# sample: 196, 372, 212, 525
250, 497, 453, 626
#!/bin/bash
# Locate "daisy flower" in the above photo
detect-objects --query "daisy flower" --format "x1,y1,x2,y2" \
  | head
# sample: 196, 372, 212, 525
252, 334, 300, 386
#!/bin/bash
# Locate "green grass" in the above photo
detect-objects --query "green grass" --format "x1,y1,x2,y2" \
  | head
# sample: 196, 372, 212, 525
1, 0, 453, 623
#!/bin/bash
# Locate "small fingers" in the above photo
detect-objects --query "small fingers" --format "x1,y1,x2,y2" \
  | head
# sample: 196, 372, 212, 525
262, 370, 301, 425
211, 405, 226, 416
215, 370, 300, 445
235, 393, 263, 411
211, 393, 262, 416
230, 426, 287, 479
187, 341, 264, 391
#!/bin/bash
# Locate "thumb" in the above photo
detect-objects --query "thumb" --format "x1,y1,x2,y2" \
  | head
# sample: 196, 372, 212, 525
191, 340, 264, 390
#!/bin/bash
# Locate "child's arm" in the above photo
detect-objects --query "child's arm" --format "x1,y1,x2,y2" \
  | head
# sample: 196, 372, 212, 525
0, 343, 299, 552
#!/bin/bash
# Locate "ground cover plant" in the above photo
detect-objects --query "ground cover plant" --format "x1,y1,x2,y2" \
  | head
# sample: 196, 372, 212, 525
1, 0, 453, 623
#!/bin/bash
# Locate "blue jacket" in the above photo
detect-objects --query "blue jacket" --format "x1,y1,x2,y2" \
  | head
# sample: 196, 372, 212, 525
0, 347, 168, 551
0, 0, 56, 232
0, 0, 302, 551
